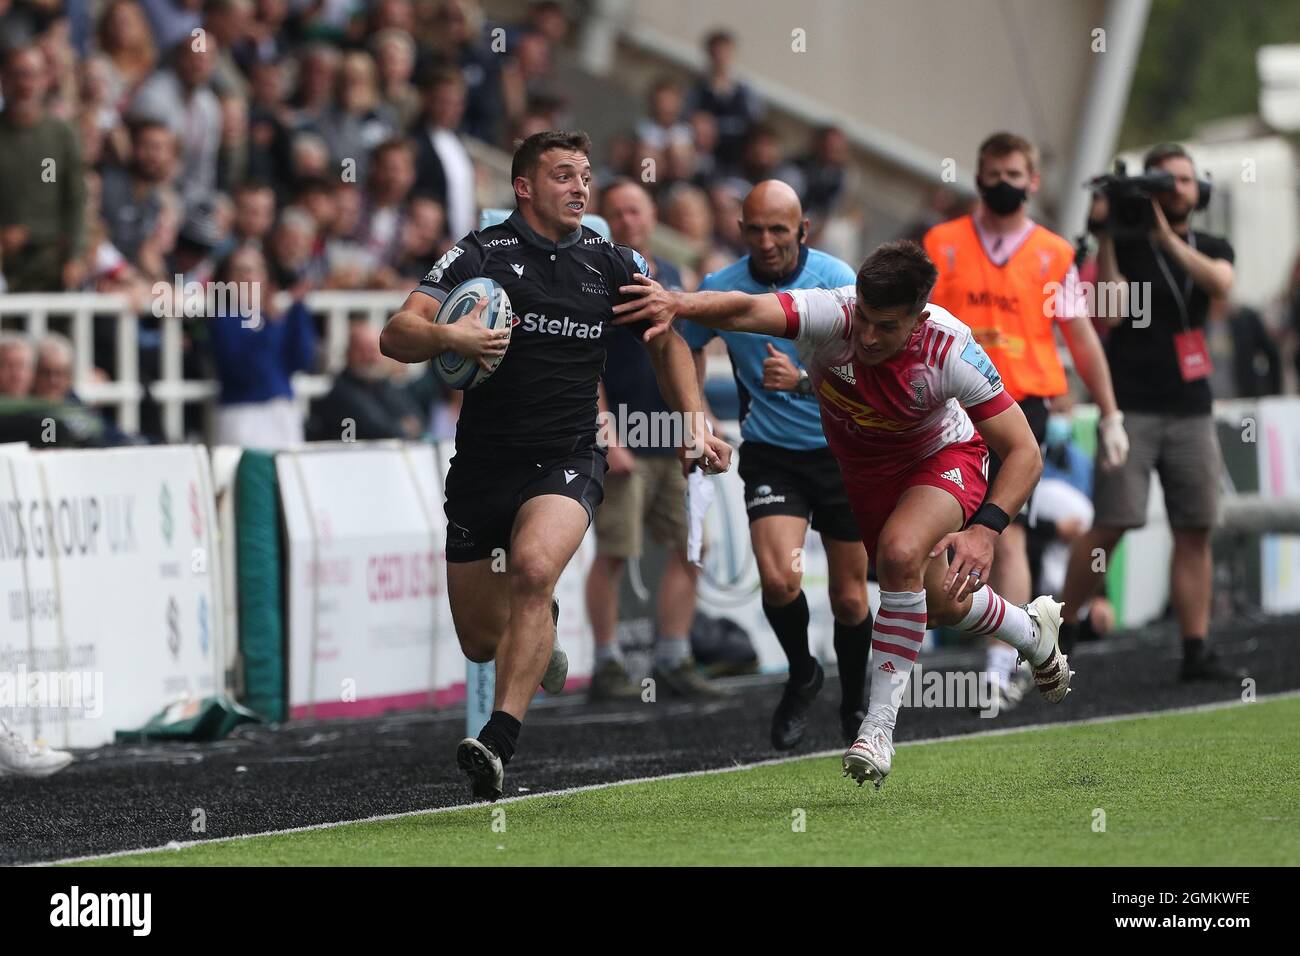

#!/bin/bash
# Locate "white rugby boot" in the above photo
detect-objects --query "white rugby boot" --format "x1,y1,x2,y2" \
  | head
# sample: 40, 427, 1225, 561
455, 737, 505, 802
1025, 596, 1073, 703
842, 718, 895, 790
0, 721, 72, 778
540, 597, 568, 694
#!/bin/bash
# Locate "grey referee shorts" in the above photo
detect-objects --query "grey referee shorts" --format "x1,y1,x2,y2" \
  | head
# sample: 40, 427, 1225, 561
1092, 412, 1221, 530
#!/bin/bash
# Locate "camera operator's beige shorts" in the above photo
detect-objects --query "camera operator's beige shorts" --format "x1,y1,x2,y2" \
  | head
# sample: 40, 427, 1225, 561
594, 454, 689, 558
1092, 412, 1221, 530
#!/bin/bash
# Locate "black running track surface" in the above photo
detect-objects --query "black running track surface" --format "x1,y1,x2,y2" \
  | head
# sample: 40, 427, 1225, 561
4, 614, 1296, 865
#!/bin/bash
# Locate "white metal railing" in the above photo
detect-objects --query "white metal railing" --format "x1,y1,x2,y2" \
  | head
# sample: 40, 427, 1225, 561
0, 290, 408, 443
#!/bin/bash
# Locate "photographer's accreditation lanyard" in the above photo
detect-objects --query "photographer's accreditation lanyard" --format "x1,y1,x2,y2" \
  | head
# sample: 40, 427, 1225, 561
1154, 232, 1212, 382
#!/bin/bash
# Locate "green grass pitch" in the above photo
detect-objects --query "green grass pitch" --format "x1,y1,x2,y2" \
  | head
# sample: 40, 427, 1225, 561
76, 697, 1300, 866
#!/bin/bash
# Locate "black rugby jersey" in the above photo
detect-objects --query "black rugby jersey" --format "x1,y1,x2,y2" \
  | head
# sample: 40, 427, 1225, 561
416, 209, 653, 457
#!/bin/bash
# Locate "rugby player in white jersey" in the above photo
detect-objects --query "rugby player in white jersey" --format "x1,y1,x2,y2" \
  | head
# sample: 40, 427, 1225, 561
615, 240, 1071, 788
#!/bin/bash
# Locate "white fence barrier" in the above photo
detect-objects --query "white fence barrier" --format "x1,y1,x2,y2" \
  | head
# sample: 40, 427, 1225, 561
0, 290, 409, 444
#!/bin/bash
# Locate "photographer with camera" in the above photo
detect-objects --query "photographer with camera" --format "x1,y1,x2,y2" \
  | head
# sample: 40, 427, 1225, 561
1059, 143, 1242, 681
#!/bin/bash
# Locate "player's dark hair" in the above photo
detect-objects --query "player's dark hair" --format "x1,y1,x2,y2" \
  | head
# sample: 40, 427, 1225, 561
1143, 141, 1193, 171
704, 30, 734, 52
855, 240, 938, 316
511, 129, 591, 182
977, 131, 1038, 177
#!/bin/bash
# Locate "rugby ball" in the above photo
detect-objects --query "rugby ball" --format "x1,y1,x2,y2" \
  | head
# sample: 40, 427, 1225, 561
432, 277, 513, 390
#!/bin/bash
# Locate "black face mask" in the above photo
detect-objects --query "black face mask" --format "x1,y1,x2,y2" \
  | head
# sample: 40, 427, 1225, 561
979, 179, 1027, 216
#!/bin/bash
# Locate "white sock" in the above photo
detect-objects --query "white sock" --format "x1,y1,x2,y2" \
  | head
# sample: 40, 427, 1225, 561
655, 635, 691, 669
866, 589, 927, 735
985, 642, 1019, 685
957, 589, 1039, 661
595, 642, 623, 665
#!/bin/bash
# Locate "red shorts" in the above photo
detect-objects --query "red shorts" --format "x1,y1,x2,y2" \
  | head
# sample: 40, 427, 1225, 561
843, 439, 990, 558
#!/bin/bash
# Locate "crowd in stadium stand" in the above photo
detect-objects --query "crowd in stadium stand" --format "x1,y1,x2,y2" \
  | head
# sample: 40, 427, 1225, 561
0, 0, 1294, 452
0, 0, 880, 447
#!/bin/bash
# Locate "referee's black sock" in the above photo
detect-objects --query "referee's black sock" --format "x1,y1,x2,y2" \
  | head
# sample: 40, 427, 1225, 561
478, 711, 521, 764
763, 591, 814, 684
833, 614, 873, 717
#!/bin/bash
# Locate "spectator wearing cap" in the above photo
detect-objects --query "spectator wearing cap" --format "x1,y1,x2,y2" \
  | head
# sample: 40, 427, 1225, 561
0, 45, 87, 292
412, 69, 476, 241
685, 30, 763, 173
128, 37, 223, 206
307, 322, 425, 442
208, 243, 317, 449
174, 199, 225, 285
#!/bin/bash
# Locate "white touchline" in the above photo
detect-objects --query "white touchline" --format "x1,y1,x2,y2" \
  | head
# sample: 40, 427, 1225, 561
33, 690, 1299, 867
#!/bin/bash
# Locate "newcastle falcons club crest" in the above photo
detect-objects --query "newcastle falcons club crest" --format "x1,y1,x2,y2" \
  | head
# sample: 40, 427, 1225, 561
910, 379, 927, 409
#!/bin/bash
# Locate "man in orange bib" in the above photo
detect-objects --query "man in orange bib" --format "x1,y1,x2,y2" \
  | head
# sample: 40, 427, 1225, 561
924, 132, 1128, 712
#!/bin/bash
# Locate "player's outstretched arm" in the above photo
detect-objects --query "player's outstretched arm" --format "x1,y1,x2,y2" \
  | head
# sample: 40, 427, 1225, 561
613, 274, 786, 341
381, 291, 508, 369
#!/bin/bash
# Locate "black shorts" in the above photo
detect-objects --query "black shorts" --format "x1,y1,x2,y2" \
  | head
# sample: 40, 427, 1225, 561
736, 441, 860, 542
444, 445, 607, 563
985, 396, 1050, 518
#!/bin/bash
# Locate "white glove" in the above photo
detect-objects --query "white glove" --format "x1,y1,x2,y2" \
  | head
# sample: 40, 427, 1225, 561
685, 469, 715, 567
1098, 411, 1129, 470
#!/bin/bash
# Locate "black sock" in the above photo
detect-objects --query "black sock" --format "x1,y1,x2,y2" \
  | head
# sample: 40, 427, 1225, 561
1182, 637, 1207, 661
1059, 620, 1079, 656
478, 710, 521, 764
763, 591, 814, 684
833, 614, 872, 716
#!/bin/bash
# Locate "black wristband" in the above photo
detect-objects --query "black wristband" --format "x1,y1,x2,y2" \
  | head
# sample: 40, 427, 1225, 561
969, 503, 1011, 534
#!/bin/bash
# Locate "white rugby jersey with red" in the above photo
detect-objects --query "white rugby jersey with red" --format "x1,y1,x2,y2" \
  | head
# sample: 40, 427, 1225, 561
774, 285, 1014, 553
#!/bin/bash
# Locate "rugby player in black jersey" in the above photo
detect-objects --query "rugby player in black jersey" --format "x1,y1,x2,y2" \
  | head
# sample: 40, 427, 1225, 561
381, 131, 732, 800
